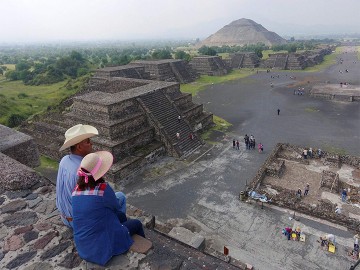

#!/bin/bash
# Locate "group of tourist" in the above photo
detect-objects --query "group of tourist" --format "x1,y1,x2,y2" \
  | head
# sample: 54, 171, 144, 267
296, 183, 310, 199
302, 147, 323, 159
56, 124, 145, 266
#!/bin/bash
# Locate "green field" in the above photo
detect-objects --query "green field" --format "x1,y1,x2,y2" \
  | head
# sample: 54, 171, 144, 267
0, 80, 77, 126
180, 69, 255, 96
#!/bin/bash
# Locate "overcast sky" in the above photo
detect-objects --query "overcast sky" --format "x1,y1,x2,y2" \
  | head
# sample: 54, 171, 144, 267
1, 0, 360, 43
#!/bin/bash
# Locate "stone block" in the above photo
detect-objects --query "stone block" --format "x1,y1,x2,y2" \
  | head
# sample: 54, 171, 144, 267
14, 225, 33, 235
4, 234, 25, 251
3, 211, 38, 227
129, 234, 153, 254
5, 251, 37, 269
0, 124, 40, 167
168, 226, 205, 250
1, 200, 27, 213
33, 231, 58, 249
0, 153, 41, 191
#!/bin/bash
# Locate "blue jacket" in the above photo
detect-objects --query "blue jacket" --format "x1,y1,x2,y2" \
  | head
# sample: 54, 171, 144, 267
72, 183, 133, 265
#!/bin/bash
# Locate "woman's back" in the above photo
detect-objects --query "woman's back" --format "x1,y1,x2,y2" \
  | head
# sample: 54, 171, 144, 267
72, 183, 133, 266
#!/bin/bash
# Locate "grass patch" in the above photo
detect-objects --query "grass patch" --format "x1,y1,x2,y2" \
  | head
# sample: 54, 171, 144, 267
322, 144, 347, 155
218, 53, 230, 59
0, 78, 85, 126
201, 115, 232, 141
180, 69, 255, 96
305, 107, 319, 112
39, 155, 59, 170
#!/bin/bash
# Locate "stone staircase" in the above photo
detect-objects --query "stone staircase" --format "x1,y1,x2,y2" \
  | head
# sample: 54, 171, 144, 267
138, 91, 202, 158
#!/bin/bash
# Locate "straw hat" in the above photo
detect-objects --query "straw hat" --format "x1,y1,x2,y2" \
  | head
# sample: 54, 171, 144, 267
59, 124, 98, 151
79, 151, 113, 181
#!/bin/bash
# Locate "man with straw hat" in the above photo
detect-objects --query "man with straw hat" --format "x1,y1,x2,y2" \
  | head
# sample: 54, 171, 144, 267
56, 124, 126, 228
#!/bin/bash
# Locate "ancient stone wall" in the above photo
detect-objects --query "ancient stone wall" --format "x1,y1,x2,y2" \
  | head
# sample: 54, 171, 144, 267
259, 184, 360, 231
320, 170, 339, 192
266, 159, 285, 178
88, 78, 148, 93
0, 125, 40, 168
190, 56, 230, 76
249, 143, 283, 190
94, 65, 150, 80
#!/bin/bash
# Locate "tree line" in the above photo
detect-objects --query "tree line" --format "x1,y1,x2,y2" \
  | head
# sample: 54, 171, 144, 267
0, 38, 337, 85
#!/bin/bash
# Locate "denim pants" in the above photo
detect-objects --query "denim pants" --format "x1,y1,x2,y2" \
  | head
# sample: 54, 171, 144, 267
115, 192, 127, 214
123, 219, 145, 238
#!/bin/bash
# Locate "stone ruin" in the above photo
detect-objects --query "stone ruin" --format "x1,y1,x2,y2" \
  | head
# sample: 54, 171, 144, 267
248, 142, 360, 232
94, 65, 150, 80
259, 48, 332, 70
0, 124, 42, 190
226, 52, 260, 69
310, 83, 360, 102
130, 59, 198, 83
95, 59, 198, 84
21, 76, 213, 185
324, 154, 341, 168
265, 159, 285, 178
189, 56, 231, 76
320, 170, 340, 192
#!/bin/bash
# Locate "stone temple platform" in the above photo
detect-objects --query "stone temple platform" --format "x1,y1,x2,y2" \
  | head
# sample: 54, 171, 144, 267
310, 83, 360, 102
248, 143, 360, 232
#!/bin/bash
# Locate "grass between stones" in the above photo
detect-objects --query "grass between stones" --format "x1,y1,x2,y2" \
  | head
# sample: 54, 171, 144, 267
180, 69, 255, 97
39, 155, 59, 170
201, 115, 232, 142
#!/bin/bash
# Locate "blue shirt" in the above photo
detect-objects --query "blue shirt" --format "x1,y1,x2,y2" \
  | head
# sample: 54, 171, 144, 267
56, 154, 83, 227
72, 183, 133, 265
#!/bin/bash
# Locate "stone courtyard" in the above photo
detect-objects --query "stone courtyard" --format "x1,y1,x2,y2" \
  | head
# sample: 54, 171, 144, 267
251, 143, 360, 232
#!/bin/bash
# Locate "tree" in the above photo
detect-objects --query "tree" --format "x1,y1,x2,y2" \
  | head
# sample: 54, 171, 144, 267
254, 48, 263, 58
8, 114, 26, 127
151, 49, 172, 59
287, 44, 297, 53
198, 46, 217, 56
174, 50, 191, 61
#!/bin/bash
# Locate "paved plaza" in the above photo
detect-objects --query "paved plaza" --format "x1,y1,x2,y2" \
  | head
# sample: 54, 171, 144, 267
124, 48, 360, 270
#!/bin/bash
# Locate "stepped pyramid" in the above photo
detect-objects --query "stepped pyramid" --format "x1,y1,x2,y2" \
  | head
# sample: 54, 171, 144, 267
201, 18, 287, 47
21, 76, 213, 185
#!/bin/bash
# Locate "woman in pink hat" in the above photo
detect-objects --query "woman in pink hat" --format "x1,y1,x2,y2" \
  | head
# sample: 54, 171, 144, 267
72, 151, 144, 266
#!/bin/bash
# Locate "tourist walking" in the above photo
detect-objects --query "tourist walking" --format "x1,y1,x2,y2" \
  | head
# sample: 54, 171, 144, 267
341, 189, 347, 202
236, 140, 240, 150
304, 184, 310, 196
318, 148, 322, 158
176, 132, 180, 140
258, 143, 263, 153
177, 115, 181, 123
303, 149, 308, 159
277, 108, 280, 115
308, 148, 313, 158
296, 188, 302, 198
233, 139, 236, 149
244, 134, 249, 150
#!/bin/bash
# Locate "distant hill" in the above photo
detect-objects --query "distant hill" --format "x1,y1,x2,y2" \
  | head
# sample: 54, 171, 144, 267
201, 18, 287, 47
